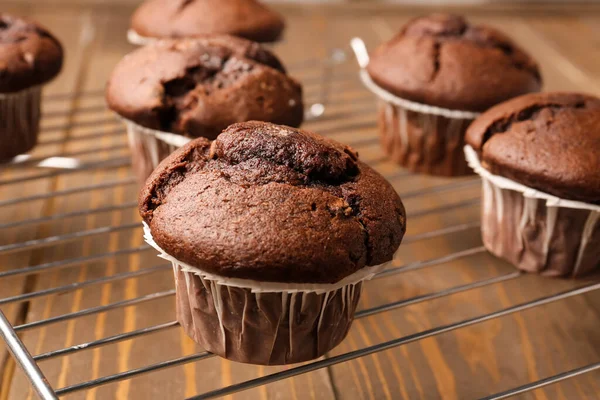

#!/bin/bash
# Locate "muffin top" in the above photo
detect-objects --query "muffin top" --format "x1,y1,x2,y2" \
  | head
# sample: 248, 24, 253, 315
0, 14, 63, 93
466, 92, 600, 204
131, 0, 285, 43
140, 121, 406, 284
367, 14, 542, 112
106, 36, 303, 140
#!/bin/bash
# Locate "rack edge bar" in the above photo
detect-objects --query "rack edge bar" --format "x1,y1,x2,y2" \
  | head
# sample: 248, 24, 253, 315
0, 310, 58, 400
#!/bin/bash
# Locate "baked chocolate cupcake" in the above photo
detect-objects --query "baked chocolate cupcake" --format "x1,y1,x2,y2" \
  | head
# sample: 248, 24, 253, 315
129, 0, 285, 45
106, 36, 303, 182
0, 14, 63, 161
465, 92, 600, 277
363, 14, 541, 176
140, 121, 406, 365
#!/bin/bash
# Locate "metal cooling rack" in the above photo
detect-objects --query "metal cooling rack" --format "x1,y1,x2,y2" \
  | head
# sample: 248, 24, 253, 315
1, 50, 599, 400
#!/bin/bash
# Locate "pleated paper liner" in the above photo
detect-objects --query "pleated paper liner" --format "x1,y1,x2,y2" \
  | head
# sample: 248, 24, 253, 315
0, 86, 42, 162
119, 117, 191, 183
143, 222, 390, 365
351, 37, 480, 177
465, 145, 600, 277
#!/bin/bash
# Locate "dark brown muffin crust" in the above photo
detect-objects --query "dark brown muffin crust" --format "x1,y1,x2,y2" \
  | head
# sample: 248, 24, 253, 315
140, 122, 406, 284
466, 92, 600, 203
131, 0, 285, 43
0, 14, 63, 93
367, 14, 541, 112
106, 36, 303, 140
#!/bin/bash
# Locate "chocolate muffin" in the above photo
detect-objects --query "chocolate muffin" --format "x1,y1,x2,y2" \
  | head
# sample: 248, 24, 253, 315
129, 0, 285, 45
364, 14, 541, 176
106, 36, 303, 181
465, 92, 600, 277
140, 121, 406, 364
0, 14, 63, 161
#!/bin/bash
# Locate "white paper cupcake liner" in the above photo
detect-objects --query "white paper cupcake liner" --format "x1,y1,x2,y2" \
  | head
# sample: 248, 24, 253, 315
127, 29, 282, 48
377, 100, 475, 176
122, 118, 191, 183
127, 29, 155, 46
350, 37, 479, 176
465, 145, 600, 277
143, 222, 388, 364
0, 86, 42, 162
143, 222, 388, 293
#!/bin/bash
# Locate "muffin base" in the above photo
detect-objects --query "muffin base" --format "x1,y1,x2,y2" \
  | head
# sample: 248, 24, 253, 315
174, 264, 362, 365
143, 223, 386, 365
379, 102, 475, 176
481, 180, 600, 277
466, 146, 600, 277
0, 87, 42, 162
355, 66, 479, 177
124, 120, 190, 183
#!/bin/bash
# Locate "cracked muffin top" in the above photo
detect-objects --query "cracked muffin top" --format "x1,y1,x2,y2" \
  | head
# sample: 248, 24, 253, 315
466, 92, 600, 203
367, 14, 542, 112
139, 121, 406, 284
106, 36, 303, 140
131, 0, 285, 43
0, 14, 63, 93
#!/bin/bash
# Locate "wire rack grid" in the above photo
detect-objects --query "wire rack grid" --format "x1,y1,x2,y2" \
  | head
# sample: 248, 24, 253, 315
0, 47, 599, 400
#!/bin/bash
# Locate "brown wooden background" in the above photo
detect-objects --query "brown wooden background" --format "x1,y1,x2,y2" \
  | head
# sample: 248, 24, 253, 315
1, 2, 600, 399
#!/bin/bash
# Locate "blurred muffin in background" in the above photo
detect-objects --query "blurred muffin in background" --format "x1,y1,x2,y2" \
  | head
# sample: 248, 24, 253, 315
0, 13, 63, 162
365, 13, 542, 176
106, 35, 303, 182
128, 0, 285, 45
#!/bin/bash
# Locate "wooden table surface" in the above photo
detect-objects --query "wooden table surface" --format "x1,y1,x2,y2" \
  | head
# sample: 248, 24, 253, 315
1, 2, 600, 400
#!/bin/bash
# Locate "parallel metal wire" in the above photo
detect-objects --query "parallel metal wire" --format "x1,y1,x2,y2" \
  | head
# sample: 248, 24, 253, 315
1, 57, 598, 400
186, 282, 600, 400
0, 177, 136, 207
33, 321, 180, 362
0, 265, 170, 306
0, 178, 466, 256
14, 238, 486, 332
41, 118, 120, 135
0, 245, 150, 279
0, 209, 481, 306
480, 362, 600, 400
53, 271, 525, 396
34, 272, 518, 363
56, 353, 214, 396
0, 201, 138, 230
0, 156, 130, 185
14, 290, 175, 332
5, 143, 129, 170
37, 127, 122, 146
374, 246, 487, 280
0, 222, 140, 255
